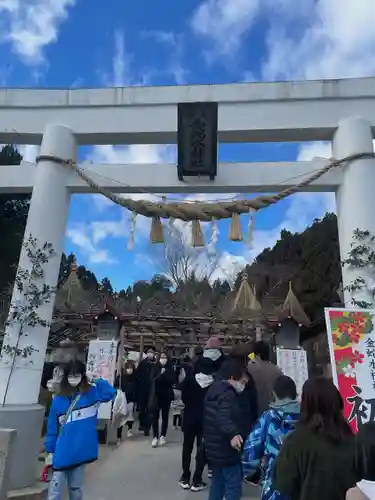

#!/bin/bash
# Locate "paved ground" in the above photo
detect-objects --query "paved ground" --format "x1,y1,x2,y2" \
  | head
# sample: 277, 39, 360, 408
83, 428, 260, 500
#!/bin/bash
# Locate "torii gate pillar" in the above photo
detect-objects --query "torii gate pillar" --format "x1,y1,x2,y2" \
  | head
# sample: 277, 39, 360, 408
333, 117, 375, 308
0, 124, 75, 490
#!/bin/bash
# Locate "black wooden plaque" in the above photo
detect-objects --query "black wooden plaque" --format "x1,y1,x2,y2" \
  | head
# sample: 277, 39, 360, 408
177, 102, 218, 180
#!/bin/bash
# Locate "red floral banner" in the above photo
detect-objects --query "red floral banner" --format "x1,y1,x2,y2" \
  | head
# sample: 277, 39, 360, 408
325, 308, 375, 432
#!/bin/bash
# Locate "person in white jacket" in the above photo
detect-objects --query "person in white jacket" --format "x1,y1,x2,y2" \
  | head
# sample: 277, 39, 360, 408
347, 423, 375, 500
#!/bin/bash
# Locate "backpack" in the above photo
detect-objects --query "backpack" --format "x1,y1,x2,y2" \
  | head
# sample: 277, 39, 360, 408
264, 410, 298, 461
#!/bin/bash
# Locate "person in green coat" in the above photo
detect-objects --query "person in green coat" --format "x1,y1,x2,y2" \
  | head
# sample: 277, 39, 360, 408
347, 422, 375, 499
273, 377, 357, 500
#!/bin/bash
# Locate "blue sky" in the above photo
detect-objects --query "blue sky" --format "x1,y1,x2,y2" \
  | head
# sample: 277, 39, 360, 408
1, 0, 374, 290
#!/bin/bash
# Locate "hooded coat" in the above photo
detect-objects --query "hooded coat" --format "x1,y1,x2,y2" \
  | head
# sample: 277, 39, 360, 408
204, 380, 243, 468
45, 379, 116, 471
242, 399, 300, 500
181, 356, 215, 430
217, 360, 258, 438
148, 361, 175, 411
135, 358, 155, 406
114, 370, 137, 403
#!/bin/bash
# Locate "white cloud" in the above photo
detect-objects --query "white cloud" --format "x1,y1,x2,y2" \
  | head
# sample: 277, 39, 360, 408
241, 0, 375, 264
18, 144, 39, 162
103, 29, 133, 87
88, 144, 176, 165
141, 30, 188, 85
209, 251, 247, 284
262, 0, 375, 81
66, 225, 117, 265
191, 0, 375, 79
297, 142, 332, 162
101, 28, 187, 88
0, 0, 76, 65
190, 0, 259, 58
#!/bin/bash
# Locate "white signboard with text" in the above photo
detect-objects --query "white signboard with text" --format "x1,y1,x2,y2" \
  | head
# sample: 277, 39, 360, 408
87, 340, 118, 419
277, 347, 309, 398
325, 308, 375, 432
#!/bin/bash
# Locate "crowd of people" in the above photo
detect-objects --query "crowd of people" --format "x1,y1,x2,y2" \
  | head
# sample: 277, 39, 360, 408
43, 337, 375, 500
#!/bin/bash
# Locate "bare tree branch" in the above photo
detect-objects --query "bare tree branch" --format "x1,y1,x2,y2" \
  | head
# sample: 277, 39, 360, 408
153, 223, 222, 287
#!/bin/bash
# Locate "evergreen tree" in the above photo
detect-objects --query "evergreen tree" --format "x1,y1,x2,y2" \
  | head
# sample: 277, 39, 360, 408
0, 145, 29, 292
99, 277, 114, 295
234, 213, 341, 320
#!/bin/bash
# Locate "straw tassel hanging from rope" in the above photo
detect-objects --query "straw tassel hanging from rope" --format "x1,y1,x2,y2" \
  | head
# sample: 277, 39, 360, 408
229, 213, 243, 241
150, 216, 165, 243
191, 220, 204, 247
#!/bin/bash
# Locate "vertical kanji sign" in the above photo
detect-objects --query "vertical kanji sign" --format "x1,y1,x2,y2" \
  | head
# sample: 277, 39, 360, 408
276, 347, 309, 399
325, 308, 375, 432
87, 340, 118, 419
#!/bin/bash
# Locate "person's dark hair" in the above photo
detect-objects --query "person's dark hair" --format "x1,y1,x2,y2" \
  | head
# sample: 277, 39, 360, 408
254, 341, 270, 361
194, 346, 203, 357
125, 360, 135, 370
59, 360, 89, 395
300, 377, 353, 443
355, 422, 375, 481
229, 344, 252, 367
274, 375, 297, 400
220, 358, 247, 381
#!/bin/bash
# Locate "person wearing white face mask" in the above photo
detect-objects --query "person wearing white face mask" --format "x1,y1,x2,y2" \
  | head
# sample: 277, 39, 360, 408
149, 353, 176, 448
114, 360, 138, 443
204, 359, 249, 500
135, 347, 157, 436
45, 360, 116, 500
203, 336, 225, 372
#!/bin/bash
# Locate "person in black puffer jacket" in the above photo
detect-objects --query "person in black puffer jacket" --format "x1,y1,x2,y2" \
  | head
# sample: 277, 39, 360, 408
204, 359, 248, 500
149, 352, 176, 448
114, 360, 137, 442
179, 355, 216, 492
226, 345, 258, 438
135, 347, 157, 436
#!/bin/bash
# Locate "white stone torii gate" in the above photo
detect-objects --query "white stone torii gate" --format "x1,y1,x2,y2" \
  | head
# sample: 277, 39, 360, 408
1, 77, 375, 489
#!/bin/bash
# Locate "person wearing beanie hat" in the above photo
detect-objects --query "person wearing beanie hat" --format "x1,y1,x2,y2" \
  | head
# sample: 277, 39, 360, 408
205, 336, 222, 350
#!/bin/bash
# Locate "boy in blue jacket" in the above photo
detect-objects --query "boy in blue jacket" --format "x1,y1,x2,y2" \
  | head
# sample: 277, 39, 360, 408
242, 375, 300, 500
45, 360, 116, 500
